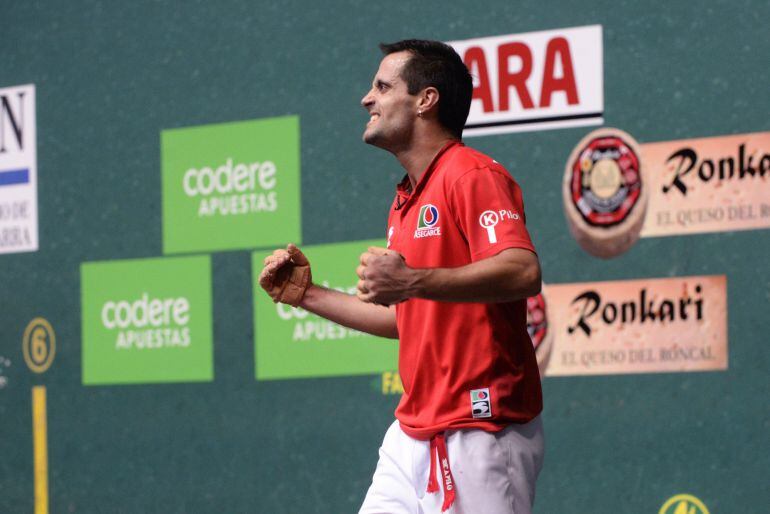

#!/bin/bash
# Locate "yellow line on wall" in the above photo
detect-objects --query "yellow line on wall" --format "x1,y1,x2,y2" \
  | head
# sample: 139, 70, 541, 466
32, 386, 49, 514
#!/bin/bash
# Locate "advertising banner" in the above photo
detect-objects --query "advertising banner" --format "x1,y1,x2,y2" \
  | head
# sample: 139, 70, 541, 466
641, 131, 770, 237
0, 84, 37, 254
253, 240, 398, 380
564, 129, 770, 257
81, 255, 213, 385
161, 116, 301, 254
448, 25, 603, 136
540, 275, 727, 377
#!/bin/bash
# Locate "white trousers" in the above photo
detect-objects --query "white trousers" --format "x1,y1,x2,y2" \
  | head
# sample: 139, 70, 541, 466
359, 416, 544, 514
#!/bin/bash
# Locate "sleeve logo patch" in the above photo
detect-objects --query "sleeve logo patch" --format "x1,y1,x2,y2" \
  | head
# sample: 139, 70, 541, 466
479, 210, 500, 243
479, 209, 520, 243
470, 387, 493, 418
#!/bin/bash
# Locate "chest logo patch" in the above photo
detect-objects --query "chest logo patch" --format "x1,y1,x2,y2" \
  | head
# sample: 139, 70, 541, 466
414, 204, 442, 239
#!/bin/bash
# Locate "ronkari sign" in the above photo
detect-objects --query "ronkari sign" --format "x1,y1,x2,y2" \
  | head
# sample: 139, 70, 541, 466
538, 275, 727, 377
161, 116, 301, 254
253, 240, 397, 380
81, 256, 213, 385
448, 25, 603, 136
0, 84, 38, 254
563, 129, 770, 258
641, 130, 770, 238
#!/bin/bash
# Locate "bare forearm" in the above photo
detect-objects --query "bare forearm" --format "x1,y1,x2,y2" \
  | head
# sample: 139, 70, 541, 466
414, 263, 539, 302
358, 247, 540, 305
300, 285, 398, 338
408, 249, 541, 303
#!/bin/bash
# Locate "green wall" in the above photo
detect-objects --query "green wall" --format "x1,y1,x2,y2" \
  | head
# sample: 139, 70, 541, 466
1, 1, 768, 513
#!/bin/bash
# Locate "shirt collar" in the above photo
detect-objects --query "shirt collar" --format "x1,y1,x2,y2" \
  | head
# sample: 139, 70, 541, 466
395, 140, 462, 207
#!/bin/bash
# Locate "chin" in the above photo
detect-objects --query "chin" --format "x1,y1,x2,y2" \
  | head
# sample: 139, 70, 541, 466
363, 126, 399, 152
363, 130, 382, 147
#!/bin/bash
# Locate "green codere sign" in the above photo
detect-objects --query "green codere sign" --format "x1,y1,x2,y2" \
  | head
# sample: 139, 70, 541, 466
81, 255, 213, 385
253, 240, 398, 380
161, 115, 301, 254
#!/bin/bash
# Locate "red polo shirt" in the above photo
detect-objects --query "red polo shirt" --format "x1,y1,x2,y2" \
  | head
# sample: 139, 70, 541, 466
387, 141, 543, 440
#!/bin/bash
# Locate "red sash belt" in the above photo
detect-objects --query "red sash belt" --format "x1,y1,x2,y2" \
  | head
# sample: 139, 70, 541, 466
426, 432, 456, 512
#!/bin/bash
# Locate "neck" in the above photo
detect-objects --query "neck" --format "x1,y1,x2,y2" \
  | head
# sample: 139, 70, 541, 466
394, 130, 457, 188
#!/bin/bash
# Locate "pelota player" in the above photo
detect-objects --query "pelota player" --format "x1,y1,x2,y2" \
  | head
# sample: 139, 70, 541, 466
259, 40, 544, 514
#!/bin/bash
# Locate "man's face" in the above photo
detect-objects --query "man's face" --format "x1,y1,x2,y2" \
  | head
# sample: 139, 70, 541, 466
361, 51, 417, 151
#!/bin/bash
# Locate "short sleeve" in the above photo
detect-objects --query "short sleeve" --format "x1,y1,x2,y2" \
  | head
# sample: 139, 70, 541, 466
448, 167, 536, 261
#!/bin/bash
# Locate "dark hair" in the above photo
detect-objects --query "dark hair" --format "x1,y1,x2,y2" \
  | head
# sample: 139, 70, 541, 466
379, 39, 472, 138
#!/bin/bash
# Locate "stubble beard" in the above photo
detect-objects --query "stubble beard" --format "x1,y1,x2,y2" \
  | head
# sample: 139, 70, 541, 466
362, 126, 381, 147
363, 120, 413, 155
363, 127, 396, 153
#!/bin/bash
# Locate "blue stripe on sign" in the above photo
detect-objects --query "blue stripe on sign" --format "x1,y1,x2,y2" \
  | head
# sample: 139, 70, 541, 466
0, 168, 30, 186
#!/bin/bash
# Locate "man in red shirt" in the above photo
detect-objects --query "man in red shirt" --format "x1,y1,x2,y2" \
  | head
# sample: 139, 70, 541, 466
260, 40, 543, 514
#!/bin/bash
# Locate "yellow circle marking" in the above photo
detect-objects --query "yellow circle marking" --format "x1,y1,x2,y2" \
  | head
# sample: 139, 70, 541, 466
23, 318, 56, 374
659, 494, 710, 514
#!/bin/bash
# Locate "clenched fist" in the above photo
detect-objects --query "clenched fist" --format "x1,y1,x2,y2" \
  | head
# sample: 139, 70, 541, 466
356, 246, 416, 305
258, 244, 312, 307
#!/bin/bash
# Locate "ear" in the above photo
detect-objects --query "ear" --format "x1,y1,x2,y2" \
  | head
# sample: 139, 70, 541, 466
416, 86, 440, 115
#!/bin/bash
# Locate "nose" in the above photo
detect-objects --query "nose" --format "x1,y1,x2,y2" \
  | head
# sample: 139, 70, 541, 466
361, 89, 374, 109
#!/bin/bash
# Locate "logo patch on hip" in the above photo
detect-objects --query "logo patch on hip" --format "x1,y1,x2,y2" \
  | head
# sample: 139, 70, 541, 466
470, 388, 492, 418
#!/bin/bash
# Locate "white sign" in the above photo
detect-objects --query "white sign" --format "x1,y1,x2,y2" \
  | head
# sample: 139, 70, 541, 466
449, 25, 604, 136
0, 84, 38, 254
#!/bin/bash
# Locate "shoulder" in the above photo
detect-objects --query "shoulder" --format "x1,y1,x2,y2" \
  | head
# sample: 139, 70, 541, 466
441, 144, 516, 186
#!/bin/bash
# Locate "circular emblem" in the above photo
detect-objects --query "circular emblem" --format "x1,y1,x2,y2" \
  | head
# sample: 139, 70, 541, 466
526, 291, 554, 376
477, 391, 487, 399
479, 210, 499, 228
568, 132, 641, 227
658, 494, 710, 514
23, 318, 56, 374
562, 127, 647, 259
